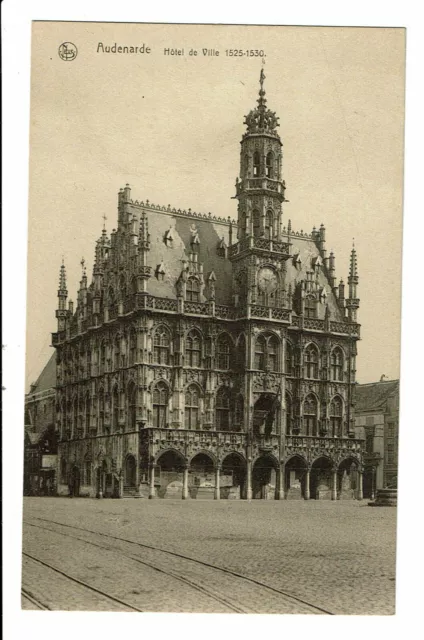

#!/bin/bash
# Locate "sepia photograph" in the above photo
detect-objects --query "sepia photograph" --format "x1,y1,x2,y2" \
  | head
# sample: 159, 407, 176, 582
20, 21, 404, 616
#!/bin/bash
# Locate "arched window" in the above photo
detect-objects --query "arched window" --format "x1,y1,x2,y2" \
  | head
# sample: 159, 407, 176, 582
237, 334, 246, 370
253, 209, 260, 236
114, 336, 121, 370
153, 326, 170, 364
330, 347, 344, 381
100, 341, 106, 374
112, 386, 120, 431
265, 210, 273, 239
244, 154, 249, 174
255, 334, 279, 371
304, 344, 319, 379
216, 387, 231, 431
129, 328, 137, 365
266, 151, 274, 178
152, 381, 168, 428
130, 277, 137, 295
304, 394, 318, 436
185, 384, 200, 430
255, 335, 266, 370
128, 383, 137, 430
98, 389, 105, 433
186, 330, 201, 367
84, 457, 92, 486
85, 393, 91, 434
305, 295, 317, 319
234, 395, 244, 430
268, 335, 278, 372
253, 151, 260, 177
285, 392, 292, 434
330, 396, 343, 437
186, 277, 200, 302
217, 334, 231, 370
285, 341, 294, 376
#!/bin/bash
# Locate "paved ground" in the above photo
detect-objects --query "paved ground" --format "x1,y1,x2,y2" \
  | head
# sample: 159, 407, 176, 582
22, 497, 397, 615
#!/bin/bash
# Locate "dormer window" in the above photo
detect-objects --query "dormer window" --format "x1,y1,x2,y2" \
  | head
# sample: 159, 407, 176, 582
186, 277, 200, 302
305, 295, 317, 319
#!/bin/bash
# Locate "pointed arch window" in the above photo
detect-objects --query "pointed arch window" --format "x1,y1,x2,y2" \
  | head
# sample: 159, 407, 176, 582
112, 386, 120, 431
186, 277, 200, 302
217, 334, 231, 370
285, 341, 294, 376
331, 347, 344, 381
153, 326, 170, 364
253, 151, 260, 177
128, 383, 137, 430
100, 341, 107, 374
185, 384, 200, 430
114, 336, 121, 370
265, 210, 274, 239
268, 335, 278, 372
152, 381, 168, 428
304, 344, 319, 379
285, 392, 293, 434
266, 151, 274, 178
304, 394, 318, 436
330, 396, 343, 437
99, 389, 105, 434
85, 393, 91, 434
255, 335, 266, 370
84, 456, 92, 486
186, 330, 202, 367
253, 209, 260, 236
216, 387, 231, 431
234, 395, 244, 431
129, 328, 137, 365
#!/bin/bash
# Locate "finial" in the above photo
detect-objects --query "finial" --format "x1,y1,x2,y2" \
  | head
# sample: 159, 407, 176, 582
260, 66, 266, 92
102, 214, 107, 231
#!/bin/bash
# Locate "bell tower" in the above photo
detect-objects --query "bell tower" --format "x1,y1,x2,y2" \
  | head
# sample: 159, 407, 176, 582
231, 69, 291, 310
235, 68, 287, 241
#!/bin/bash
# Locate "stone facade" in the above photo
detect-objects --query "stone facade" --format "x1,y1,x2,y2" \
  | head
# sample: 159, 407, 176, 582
52, 71, 364, 500
24, 353, 57, 495
354, 378, 399, 499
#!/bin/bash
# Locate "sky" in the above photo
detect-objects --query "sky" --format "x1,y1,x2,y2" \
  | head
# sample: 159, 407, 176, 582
26, 23, 405, 390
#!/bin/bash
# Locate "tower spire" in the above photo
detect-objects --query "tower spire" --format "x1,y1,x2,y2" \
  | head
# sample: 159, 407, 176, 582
56, 260, 68, 331
346, 240, 359, 322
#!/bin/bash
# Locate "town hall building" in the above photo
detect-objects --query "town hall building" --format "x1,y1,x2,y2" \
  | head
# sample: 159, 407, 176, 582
53, 70, 364, 500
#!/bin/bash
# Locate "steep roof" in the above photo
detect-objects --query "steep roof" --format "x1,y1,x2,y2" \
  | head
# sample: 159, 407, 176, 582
355, 379, 399, 413
28, 351, 56, 394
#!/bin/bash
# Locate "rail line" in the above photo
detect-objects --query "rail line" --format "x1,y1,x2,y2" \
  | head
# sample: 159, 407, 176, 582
21, 587, 50, 610
22, 551, 144, 612
24, 516, 335, 615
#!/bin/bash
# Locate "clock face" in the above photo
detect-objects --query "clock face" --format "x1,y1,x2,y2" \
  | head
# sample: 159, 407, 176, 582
258, 267, 278, 294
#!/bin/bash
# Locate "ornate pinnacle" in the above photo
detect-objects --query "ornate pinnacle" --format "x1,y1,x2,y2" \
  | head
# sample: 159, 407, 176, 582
349, 241, 358, 282
58, 260, 67, 293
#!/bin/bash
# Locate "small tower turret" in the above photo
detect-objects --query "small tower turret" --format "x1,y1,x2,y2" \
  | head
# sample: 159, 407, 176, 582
346, 242, 360, 322
55, 260, 68, 331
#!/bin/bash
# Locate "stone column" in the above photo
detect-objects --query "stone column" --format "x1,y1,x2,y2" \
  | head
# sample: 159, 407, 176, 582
118, 473, 124, 499
182, 466, 189, 500
214, 465, 221, 500
149, 463, 156, 499
276, 462, 285, 500
357, 469, 363, 501
246, 458, 253, 500
331, 469, 338, 501
304, 468, 311, 500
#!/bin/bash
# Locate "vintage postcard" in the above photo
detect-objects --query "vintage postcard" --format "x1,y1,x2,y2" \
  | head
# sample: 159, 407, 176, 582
22, 22, 405, 615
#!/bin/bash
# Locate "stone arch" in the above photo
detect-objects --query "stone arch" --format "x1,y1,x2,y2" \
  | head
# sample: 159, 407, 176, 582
310, 455, 334, 500
124, 453, 137, 488
252, 454, 279, 500
221, 452, 247, 500
189, 451, 217, 499
188, 450, 218, 468
285, 454, 308, 499
337, 456, 360, 499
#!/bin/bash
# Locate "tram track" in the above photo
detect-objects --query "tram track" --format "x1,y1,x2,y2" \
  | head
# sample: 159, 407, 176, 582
22, 551, 144, 612
24, 516, 335, 615
21, 587, 51, 610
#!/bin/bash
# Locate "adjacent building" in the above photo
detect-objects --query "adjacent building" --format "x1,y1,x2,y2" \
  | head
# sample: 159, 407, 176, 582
354, 378, 399, 499
52, 70, 364, 501
24, 352, 58, 495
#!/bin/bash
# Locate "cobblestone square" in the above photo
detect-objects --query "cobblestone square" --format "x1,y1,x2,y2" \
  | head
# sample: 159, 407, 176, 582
22, 497, 396, 615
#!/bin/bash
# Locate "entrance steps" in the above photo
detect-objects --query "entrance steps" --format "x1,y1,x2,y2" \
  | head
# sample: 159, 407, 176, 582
123, 485, 142, 498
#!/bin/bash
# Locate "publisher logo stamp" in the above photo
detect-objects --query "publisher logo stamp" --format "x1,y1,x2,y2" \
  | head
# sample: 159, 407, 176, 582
58, 42, 78, 61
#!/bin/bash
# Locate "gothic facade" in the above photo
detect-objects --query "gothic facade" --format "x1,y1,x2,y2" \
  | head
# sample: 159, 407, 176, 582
53, 71, 364, 501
